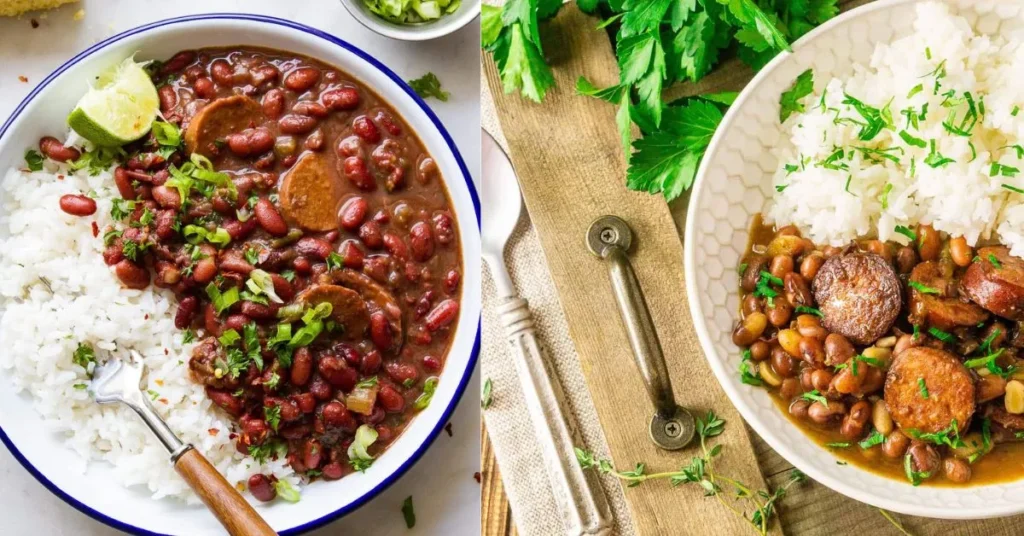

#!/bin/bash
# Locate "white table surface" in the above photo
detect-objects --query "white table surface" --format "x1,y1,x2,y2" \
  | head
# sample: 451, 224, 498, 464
0, 1, 481, 535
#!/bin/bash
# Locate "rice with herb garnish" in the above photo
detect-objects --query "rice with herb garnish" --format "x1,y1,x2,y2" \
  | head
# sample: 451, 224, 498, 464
768, 2, 1024, 256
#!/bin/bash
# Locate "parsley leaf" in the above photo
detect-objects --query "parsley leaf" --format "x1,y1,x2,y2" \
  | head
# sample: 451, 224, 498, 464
407, 72, 450, 102
779, 69, 814, 122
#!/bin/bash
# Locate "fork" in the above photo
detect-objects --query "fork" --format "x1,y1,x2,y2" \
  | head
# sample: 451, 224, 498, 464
91, 356, 277, 536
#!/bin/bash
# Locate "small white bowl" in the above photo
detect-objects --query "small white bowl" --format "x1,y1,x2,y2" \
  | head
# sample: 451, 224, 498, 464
338, 0, 480, 41
685, 0, 1024, 520
0, 13, 481, 536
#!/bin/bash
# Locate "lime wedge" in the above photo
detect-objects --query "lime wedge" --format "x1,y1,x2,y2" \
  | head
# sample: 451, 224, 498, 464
67, 57, 160, 147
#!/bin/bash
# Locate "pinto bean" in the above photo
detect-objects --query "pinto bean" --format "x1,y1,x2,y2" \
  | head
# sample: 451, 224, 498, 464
882, 430, 910, 458
254, 198, 289, 236
766, 297, 793, 328
784, 272, 813, 307
917, 224, 941, 262
39, 136, 80, 162
58, 194, 96, 216
807, 400, 846, 424
770, 255, 794, 279
840, 400, 871, 440
800, 252, 825, 280
943, 457, 972, 483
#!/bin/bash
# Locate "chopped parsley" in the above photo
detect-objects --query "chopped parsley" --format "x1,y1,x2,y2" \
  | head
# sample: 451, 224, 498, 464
825, 442, 850, 448
739, 348, 762, 386
408, 72, 449, 102
908, 281, 940, 295
482, 378, 493, 409
858, 429, 885, 449
799, 390, 828, 405
924, 139, 955, 168
23, 149, 44, 171
72, 343, 96, 369
991, 163, 1020, 178
1003, 183, 1024, 194
265, 404, 282, 432
834, 354, 883, 377
401, 495, 416, 529
779, 69, 814, 123
326, 252, 344, 272
904, 452, 931, 486
928, 326, 955, 343
879, 183, 893, 209
794, 306, 823, 317
894, 225, 916, 241
917, 378, 929, 399
753, 271, 782, 307
907, 420, 963, 449
989, 253, 1002, 269
898, 130, 927, 148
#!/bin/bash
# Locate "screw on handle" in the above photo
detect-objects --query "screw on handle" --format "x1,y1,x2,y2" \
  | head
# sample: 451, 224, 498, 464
587, 215, 696, 450
174, 447, 278, 536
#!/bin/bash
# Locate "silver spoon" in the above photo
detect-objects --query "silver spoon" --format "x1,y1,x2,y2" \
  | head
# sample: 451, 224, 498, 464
481, 129, 613, 536
91, 355, 276, 536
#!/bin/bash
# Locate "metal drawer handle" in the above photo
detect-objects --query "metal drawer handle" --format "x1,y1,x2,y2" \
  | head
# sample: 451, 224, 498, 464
586, 215, 695, 450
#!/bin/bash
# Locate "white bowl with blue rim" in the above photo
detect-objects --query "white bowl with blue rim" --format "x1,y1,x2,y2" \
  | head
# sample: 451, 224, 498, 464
0, 13, 481, 535
685, 0, 1024, 520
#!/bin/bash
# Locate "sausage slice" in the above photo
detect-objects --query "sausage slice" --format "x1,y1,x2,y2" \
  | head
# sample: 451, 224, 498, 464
960, 246, 1024, 320
297, 283, 369, 339
908, 261, 988, 330
279, 152, 343, 232
328, 269, 403, 347
184, 95, 263, 156
812, 251, 901, 345
884, 347, 975, 435
188, 337, 240, 390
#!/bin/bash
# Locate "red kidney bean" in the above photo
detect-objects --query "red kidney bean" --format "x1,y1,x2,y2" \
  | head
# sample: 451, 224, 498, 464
291, 392, 316, 414
252, 64, 280, 86
254, 198, 288, 236
220, 255, 254, 275
293, 101, 328, 118
370, 311, 394, 351
278, 114, 317, 134
293, 256, 312, 274
193, 77, 216, 99
304, 129, 325, 151
151, 185, 181, 210
337, 135, 362, 158
359, 221, 384, 249
377, 384, 405, 413
155, 210, 176, 240
444, 269, 461, 293
385, 361, 418, 385
210, 59, 233, 86
290, 347, 313, 386
174, 296, 198, 329
302, 438, 323, 469
202, 302, 221, 336
112, 167, 137, 199
375, 111, 402, 136
241, 417, 269, 443
422, 355, 442, 372
159, 51, 196, 75
415, 291, 437, 318
284, 67, 321, 92
223, 217, 258, 240
382, 232, 409, 260
425, 299, 459, 332
416, 157, 438, 185
339, 197, 368, 230
184, 65, 205, 82
39, 136, 80, 162
192, 256, 218, 284
248, 474, 276, 502
270, 274, 294, 302
261, 88, 285, 119
114, 260, 150, 289
318, 355, 358, 391
309, 376, 333, 400
335, 344, 361, 367
322, 87, 360, 110
155, 262, 181, 288
223, 314, 250, 332
339, 240, 364, 269
227, 128, 275, 157
295, 237, 331, 260
323, 230, 340, 243
206, 387, 243, 416
241, 301, 276, 319
158, 85, 177, 112
352, 116, 380, 143
433, 213, 455, 245
322, 401, 358, 432
341, 156, 375, 190
409, 221, 435, 262
58, 194, 96, 216
361, 349, 382, 375
322, 462, 345, 480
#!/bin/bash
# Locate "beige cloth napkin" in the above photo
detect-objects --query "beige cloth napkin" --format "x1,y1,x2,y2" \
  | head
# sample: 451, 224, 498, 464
480, 75, 636, 536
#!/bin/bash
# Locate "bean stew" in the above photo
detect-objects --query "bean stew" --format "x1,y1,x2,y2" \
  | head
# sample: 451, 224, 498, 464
734, 215, 1024, 487
50, 47, 462, 494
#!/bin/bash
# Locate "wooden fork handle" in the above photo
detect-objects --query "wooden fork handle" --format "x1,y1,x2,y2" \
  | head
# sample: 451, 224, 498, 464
174, 447, 278, 536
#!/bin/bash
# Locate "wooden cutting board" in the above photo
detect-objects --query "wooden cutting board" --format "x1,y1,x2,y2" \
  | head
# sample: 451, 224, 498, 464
483, 1, 1024, 535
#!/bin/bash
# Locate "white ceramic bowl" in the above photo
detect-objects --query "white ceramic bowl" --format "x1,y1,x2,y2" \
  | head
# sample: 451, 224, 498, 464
0, 14, 481, 536
685, 0, 1024, 520
338, 0, 480, 41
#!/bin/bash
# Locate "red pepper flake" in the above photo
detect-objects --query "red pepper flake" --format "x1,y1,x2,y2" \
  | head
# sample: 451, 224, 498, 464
57, 174, 64, 180
473, 472, 481, 483
158, 398, 168, 404
91, 221, 99, 237
164, 348, 169, 355
17, 76, 27, 83
144, 314, 149, 320
30, 19, 39, 28
444, 422, 453, 437
208, 428, 219, 436
229, 433, 238, 440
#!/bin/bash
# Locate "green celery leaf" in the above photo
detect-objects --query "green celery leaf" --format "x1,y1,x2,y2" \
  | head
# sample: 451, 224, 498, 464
617, 33, 657, 85
481, 4, 502, 48
807, 0, 839, 24
717, 0, 790, 52
669, 10, 721, 82
634, 34, 667, 128
537, 0, 563, 20
620, 0, 674, 37
668, 0, 698, 32
576, 77, 627, 104
617, 90, 634, 160
493, 24, 556, 103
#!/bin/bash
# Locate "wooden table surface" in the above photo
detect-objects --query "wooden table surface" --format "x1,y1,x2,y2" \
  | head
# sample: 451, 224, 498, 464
480, 1, 1024, 534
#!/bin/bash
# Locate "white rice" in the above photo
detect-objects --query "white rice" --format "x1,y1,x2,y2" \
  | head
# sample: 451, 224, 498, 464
0, 162, 298, 503
768, 1, 1024, 256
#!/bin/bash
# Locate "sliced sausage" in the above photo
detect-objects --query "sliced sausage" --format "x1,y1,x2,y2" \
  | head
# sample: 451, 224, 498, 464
278, 152, 343, 232
188, 337, 240, 390
884, 347, 974, 435
184, 95, 263, 157
812, 251, 901, 345
908, 261, 988, 330
327, 269, 403, 351
296, 283, 369, 339
961, 246, 1024, 320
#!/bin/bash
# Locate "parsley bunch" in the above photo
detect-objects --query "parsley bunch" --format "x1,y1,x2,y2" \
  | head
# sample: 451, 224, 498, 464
482, 0, 839, 200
